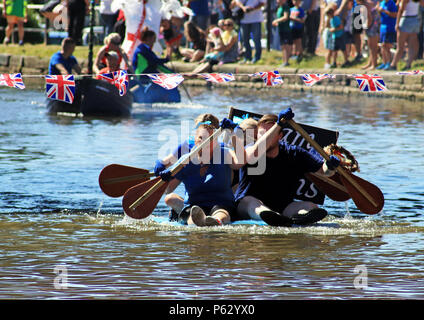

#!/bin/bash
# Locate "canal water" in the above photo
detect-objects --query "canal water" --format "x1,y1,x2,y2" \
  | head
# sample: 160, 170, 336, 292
0, 85, 423, 299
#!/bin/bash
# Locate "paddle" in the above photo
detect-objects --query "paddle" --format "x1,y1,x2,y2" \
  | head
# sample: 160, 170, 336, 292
98, 164, 154, 198
122, 127, 223, 219
287, 119, 384, 214
306, 172, 351, 202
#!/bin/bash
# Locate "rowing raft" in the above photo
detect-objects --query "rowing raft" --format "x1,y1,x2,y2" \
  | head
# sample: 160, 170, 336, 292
47, 78, 133, 117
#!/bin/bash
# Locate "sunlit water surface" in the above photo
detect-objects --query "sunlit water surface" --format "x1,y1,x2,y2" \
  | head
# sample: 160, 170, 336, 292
0, 86, 423, 299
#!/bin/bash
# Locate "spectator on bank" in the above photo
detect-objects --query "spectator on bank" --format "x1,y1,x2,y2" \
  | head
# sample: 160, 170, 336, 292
290, 0, 306, 62
2, 0, 27, 45
160, 18, 183, 60
359, 0, 380, 70
188, 18, 238, 74
99, 0, 118, 39
40, 0, 67, 27
66, 0, 89, 45
231, 0, 265, 64
302, 0, 320, 55
386, 0, 421, 70
48, 37, 82, 75
326, 5, 349, 67
273, 0, 292, 66
188, 0, 210, 31
376, 0, 398, 69
180, 20, 207, 62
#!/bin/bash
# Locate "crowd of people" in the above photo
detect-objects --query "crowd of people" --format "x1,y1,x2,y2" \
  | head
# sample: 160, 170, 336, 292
3, 0, 424, 71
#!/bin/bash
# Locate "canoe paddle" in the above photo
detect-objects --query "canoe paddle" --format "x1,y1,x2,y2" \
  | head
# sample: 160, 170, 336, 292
98, 164, 154, 198
287, 118, 384, 214
122, 128, 223, 219
306, 172, 351, 202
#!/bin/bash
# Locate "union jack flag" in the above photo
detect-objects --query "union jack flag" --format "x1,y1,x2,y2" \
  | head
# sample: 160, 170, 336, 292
45, 75, 75, 104
352, 74, 387, 92
200, 73, 235, 83
396, 70, 424, 76
251, 71, 283, 86
302, 74, 335, 87
0, 73, 25, 90
147, 74, 184, 90
113, 70, 129, 96
97, 72, 115, 85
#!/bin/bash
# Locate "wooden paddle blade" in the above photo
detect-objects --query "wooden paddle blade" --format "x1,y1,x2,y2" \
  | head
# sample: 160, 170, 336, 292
339, 172, 384, 214
305, 172, 351, 202
99, 164, 152, 198
122, 177, 168, 219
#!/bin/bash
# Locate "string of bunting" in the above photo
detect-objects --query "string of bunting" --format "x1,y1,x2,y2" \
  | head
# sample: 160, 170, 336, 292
1, 69, 423, 104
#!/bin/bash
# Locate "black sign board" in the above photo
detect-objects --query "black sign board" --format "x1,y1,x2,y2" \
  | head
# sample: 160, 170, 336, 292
228, 107, 339, 204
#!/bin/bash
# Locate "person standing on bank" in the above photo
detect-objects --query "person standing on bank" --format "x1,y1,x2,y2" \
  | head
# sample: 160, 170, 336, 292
2, 0, 27, 46
231, 0, 265, 64
66, 0, 89, 45
233, 108, 340, 227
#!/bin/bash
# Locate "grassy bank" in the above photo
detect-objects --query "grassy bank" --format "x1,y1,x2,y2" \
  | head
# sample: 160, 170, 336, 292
1, 43, 424, 71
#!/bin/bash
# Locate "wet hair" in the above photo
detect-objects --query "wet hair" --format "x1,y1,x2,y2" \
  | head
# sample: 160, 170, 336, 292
257, 114, 278, 127
238, 118, 258, 132
194, 113, 219, 130
140, 27, 156, 42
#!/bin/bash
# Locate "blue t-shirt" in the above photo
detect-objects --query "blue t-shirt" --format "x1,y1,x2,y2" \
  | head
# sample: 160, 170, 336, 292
235, 142, 323, 213
174, 145, 235, 209
380, 0, 397, 33
48, 51, 78, 75
330, 16, 344, 39
289, 6, 305, 30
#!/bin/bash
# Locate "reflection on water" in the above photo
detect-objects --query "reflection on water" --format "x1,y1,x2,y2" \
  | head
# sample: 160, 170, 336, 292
0, 87, 423, 299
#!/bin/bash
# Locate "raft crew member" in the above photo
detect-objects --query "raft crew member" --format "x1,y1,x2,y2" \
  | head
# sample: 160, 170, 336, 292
48, 37, 82, 75
93, 32, 132, 74
153, 114, 220, 221
95, 51, 120, 78
132, 27, 172, 82
230, 108, 340, 226
157, 121, 244, 227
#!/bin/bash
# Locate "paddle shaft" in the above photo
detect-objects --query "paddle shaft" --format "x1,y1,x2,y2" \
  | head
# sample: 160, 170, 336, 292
129, 127, 223, 210
287, 119, 379, 208
103, 172, 154, 185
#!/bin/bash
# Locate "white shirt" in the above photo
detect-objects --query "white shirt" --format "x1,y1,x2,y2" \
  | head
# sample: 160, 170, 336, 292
403, 0, 420, 17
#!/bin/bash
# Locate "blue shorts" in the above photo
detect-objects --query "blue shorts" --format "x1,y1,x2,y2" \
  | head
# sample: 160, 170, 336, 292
379, 31, 396, 44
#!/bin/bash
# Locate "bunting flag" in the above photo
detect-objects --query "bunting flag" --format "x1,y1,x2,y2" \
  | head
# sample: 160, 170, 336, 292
199, 73, 235, 83
302, 74, 335, 87
0, 73, 25, 90
147, 73, 184, 90
113, 70, 129, 96
352, 74, 387, 92
97, 72, 115, 85
45, 75, 76, 104
396, 70, 424, 76
251, 71, 283, 86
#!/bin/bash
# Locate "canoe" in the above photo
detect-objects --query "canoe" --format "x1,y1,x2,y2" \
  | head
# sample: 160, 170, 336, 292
129, 79, 181, 104
47, 77, 133, 117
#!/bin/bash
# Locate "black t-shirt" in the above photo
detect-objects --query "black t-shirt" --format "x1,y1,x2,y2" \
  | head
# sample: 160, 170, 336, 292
234, 142, 323, 213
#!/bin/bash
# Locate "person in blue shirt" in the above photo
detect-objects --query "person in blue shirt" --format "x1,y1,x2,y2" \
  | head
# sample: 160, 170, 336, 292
325, 6, 348, 68
132, 27, 170, 82
233, 108, 340, 227
289, 0, 306, 61
48, 37, 81, 75
376, 0, 398, 69
157, 120, 243, 227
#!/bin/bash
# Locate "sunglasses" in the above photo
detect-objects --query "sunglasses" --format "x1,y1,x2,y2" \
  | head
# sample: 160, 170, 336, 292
224, 24, 233, 26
